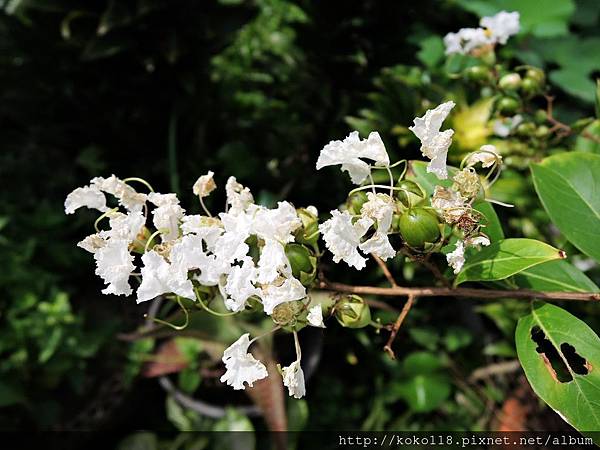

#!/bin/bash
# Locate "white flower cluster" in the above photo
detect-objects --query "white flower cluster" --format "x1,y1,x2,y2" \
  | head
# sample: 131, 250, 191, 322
444, 11, 520, 55
66, 172, 326, 398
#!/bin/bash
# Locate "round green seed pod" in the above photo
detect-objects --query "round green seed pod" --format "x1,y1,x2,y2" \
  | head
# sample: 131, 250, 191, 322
464, 65, 491, 83
399, 208, 441, 248
335, 295, 371, 329
520, 77, 540, 96
498, 73, 522, 91
525, 67, 545, 85
496, 96, 520, 116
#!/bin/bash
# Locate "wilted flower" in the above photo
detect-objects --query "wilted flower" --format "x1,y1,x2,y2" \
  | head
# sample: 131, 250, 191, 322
409, 101, 456, 179
282, 360, 306, 399
220, 334, 268, 390
466, 144, 502, 168
193, 171, 217, 198
316, 131, 390, 185
432, 186, 468, 224
452, 168, 480, 199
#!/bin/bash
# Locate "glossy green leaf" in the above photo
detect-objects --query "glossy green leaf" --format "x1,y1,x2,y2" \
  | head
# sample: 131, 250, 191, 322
455, 238, 565, 285
513, 260, 599, 293
392, 374, 451, 413
516, 302, 600, 432
531, 152, 600, 263
406, 160, 455, 196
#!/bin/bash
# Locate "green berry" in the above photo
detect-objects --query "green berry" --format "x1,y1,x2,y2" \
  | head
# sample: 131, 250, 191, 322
496, 96, 520, 116
498, 73, 522, 91
464, 65, 491, 83
399, 208, 441, 248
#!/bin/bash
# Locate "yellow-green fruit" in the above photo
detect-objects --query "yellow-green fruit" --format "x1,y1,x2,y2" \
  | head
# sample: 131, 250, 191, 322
499, 73, 522, 91
396, 180, 424, 208
521, 77, 540, 96
285, 244, 314, 279
496, 96, 520, 115
526, 67, 545, 84
335, 295, 371, 328
346, 191, 368, 215
464, 65, 490, 83
399, 208, 441, 248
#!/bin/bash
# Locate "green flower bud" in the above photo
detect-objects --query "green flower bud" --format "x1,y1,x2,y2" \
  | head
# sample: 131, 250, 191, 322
535, 125, 550, 138
399, 208, 441, 248
285, 243, 317, 286
525, 67, 545, 85
498, 73, 522, 91
521, 77, 541, 97
335, 295, 371, 329
496, 96, 520, 116
464, 65, 491, 83
534, 109, 548, 124
295, 207, 319, 246
346, 191, 368, 216
396, 179, 425, 208
515, 122, 536, 137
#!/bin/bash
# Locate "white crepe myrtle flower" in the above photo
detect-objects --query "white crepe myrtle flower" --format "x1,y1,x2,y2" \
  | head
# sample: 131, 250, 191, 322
260, 277, 306, 315
225, 176, 254, 215
104, 210, 145, 241
316, 131, 390, 185
257, 239, 292, 284
359, 232, 396, 261
169, 235, 229, 287
480, 11, 520, 45
223, 257, 260, 312
358, 192, 396, 260
65, 185, 107, 214
94, 239, 136, 296
220, 334, 268, 390
444, 28, 490, 55
148, 193, 185, 242
409, 101, 456, 179
136, 250, 195, 303
181, 215, 223, 251
282, 360, 306, 399
193, 171, 217, 198
447, 240, 465, 274
307, 304, 325, 328
214, 211, 254, 264
91, 175, 147, 213
319, 210, 374, 270
78, 233, 107, 253
466, 144, 502, 168
253, 201, 301, 243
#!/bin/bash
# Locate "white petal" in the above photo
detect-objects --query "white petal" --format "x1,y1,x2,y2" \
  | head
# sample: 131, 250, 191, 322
359, 232, 396, 261
225, 177, 254, 215
316, 131, 390, 184
307, 304, 325, 328
257, 239, 291, 284
360, 192, 394, 232
78, 233, 107, 253
151, 203, 185, 242
467, 235, 491, 247
181, 215, 223, 251
252, 201, 301, 243
480, 11, 520, 44
259, 277, 306, 315
220, 334, 268, 390
223, 258, 259, 312
104, 210, 145, 242
136, 250, 195, 303
94, 239, 135, 296
282, 360, 306, 399
91, 175, 147, 213
306, 205, 318, 217
319, 210, 373, 270
192, 171, 216, 198
65, 186, 107, 214
447, 240, 465, 274
467, 144, 502, 168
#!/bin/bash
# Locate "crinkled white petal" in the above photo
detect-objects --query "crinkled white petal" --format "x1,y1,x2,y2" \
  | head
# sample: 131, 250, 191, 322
319, 210, 373, 270
316, 131, 390, 184
91, 175, 147, 212
432, 186, 467, 223
103, 210, 145, 242
359, 232, 396, 261
223, 257, 259, 312
259, 277, 306, 315
282, 360, 306, 399
147, 192, 180, 207
94, 239, 135, 296
409, 102, 455, 180
307, 304, 325, 328
65, 186, 107, 214
257, 239, 292, 284
170, 235, 229, 287
306, 205, 318, 217
193, 171, 216, 198
220, 334, 268, 390
78, 233, 107, 253
136, 250, 194, 303
252, 201, 301, 243
444, 27, 490, 55
447, 240, 465, 274
181, 215, 223, 251
360, 192, 394, 233
152, 203, 185, 242
225, 176, 254, 215
480, 11, 520, 45
467, 144, 502, 168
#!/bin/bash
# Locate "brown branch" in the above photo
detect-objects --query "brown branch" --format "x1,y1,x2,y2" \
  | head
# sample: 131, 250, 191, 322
469, 360, 522, 382
372, 254, 398, 287
383, 294, 415, 359
319, 280, 600, 302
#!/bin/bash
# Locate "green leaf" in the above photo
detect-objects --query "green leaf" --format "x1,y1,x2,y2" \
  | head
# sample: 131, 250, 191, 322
403, 351, 444, 375
392, 374, 451, 413
417, 36, 444, 69
406, 160, 455, 196
531, 152, 600, 263
443, 327, 473, 352
455, 238, 565, 285
513, 260, 599, 293
472, 200, 504, 242
516, 302, 600, 432
575, 120, 600, 154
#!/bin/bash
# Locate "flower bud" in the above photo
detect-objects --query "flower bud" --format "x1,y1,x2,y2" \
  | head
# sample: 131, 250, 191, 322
534, 109, 548, 124
464, 65, 491, 83
272, 300, 305, 327
498, 73, 522, 91
525, 67, 545, 85
521, 76, 543, 97
515, 122, 536, 137
399, 208, 441, 248
346, 191, 368, 216
335, 295, 371, 329
285, 243, 317, 286
395, 180, 425, 208
535, 125, 550, 138
496, 96, 520, 116
294, 207, 319, 246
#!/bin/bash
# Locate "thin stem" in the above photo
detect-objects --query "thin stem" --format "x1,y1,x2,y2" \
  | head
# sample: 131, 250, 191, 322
94, 207, 119, 232
319, 279, 600, 302
385, 165, 394, 196
199, 196, 213, 218
145, 229, 166, 253
368, 171, 377, 195
249, 325, 282, 346
348, 184, 410, 196
123, 177, 155, 193
293, 330, 302, 361
372, 254, 398, 287
383, 294, 415, 359
193, 287, 237, 317
144, 296, 189, 330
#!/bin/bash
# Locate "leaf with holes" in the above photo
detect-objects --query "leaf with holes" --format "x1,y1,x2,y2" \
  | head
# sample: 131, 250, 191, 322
454, 238, 565, 286
531, 152, 600, 263
516, 302, 600, 433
